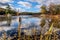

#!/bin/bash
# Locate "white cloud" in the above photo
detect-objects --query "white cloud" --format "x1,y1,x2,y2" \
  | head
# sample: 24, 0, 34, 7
0, 0, 14, 9
26, 0, 44, 4
18, 1, 32, 8
28, 0, 60, 10
9, 4, 15, 9
34, 0, 44, 4
35, 4, 42, 9
45, 0, 60, 6
0, 27, 15, 31
26, 0, 60, 6
0, 0, 13, 3
34, 4, 42, 12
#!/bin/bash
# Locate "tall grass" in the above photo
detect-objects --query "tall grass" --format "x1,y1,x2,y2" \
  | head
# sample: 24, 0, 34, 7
0, 25, 59, 40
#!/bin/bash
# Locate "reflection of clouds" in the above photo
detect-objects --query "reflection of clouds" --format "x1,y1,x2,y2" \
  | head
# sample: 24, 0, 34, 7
0, 27, 15, 31
22, 18, 26, 21
0, 21, 7, 26
11, 19, 18, 27
11, 17, 41, 29
21, 17, 41, 28
21, 21, 31, 28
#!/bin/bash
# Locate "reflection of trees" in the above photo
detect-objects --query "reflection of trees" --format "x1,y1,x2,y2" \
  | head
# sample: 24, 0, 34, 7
6, 15, 11, 26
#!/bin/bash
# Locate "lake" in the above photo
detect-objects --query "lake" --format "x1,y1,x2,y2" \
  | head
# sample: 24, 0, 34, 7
0, 15, 41, 35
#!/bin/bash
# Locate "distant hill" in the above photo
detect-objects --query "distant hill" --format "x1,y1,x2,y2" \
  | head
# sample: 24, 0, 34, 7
19, 12, 41, 15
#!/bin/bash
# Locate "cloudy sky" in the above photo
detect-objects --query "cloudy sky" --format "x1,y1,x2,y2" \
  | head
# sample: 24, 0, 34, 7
0, 0, 60, 12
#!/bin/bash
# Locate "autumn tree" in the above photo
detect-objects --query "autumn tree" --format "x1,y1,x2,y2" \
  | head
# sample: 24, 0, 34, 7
40, 5, 47, 14
49, 3, 60, 15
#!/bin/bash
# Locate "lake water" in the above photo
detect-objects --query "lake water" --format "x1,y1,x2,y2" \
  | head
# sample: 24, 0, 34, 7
11, 15, 41, 28
0, 15, 41, 33
0, 15, 42, 35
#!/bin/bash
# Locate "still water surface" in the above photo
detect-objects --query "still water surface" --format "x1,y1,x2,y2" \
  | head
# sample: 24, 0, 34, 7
0, 15, 41, 31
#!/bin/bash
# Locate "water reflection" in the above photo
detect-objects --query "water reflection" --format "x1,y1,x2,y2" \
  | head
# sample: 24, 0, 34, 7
0, 15, 41, 31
